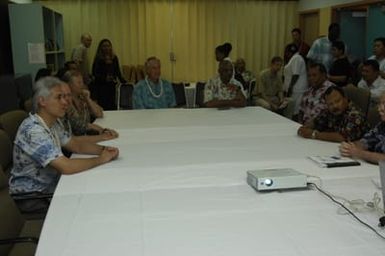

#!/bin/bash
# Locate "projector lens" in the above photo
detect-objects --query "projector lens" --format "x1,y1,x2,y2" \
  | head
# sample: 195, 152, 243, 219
264, 179, 273, 186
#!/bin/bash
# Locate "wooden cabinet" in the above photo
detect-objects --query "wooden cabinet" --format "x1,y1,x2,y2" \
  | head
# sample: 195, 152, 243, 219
8, 3, 64, 78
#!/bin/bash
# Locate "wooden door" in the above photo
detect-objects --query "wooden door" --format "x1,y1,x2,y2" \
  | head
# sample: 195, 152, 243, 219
299, 11, 319, 47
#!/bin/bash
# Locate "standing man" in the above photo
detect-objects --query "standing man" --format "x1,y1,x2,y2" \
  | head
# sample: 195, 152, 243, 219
204, 59, 246, 108
328, 40, 352, 87
307, 23, 341, 72
298, 63, 334, 125
72, 33, 92, 85
368, 37, 385, 79
284, 28, 310, 63
133, 57, 176, 109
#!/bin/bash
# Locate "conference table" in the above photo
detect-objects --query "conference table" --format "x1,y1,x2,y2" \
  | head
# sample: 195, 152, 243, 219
36, 107, 385, 256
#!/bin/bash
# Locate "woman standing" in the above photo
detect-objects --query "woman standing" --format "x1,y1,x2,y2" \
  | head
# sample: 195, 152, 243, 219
92, 39, 126, 110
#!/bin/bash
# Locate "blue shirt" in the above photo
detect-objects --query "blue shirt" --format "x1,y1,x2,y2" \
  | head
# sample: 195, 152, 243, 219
9, 114, 71, 194
133, 78, 176, 109
307, 36, 333, 72
360, 122, 385, 153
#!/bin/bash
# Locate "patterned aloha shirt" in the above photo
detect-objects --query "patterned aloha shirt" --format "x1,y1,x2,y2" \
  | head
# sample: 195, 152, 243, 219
133, 78, 176, 109
66, 95, 91, 135
313, 102, 369, 141
298, 80, 334, 124
204, 77, 245, 103
9, 113, 71, 194
360, 122, 385, 153
307, 36, 333, 72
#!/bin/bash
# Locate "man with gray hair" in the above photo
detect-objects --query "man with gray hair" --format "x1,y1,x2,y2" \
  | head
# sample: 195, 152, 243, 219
204, 59, 246, 108
9, 77, 119, 212
133, 56, 176, 109
72, 33, 92, 84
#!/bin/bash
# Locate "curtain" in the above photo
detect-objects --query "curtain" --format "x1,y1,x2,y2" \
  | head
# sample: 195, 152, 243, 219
37, 0, 298, 82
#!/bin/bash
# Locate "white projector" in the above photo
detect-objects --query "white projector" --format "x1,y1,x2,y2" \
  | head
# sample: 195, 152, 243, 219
247, 168, 308, 191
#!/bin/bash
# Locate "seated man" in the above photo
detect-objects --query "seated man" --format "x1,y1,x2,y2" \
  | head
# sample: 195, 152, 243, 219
255, 56, 287, 112
234, 58, 255, 90
9, 77, 119, 212
133, 57, 176, 109
297, 86, 368, 142
298, 63, 334, 125
204, 59, 246, 108
340, 92, 385, 164
358, 59, 385, 107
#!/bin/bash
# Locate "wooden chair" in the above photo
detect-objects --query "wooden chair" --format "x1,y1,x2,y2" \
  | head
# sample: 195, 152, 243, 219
0, 110, 28, 142
0, 130, 13, 178
0, 166, 43, 256
172, 83, 186, 107
119, 83, 134, 110
195, 82, 206, 107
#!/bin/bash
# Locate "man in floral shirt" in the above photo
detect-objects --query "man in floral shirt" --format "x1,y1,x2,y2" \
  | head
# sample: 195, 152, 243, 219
204, 60, 246, 108
297, 86, 368, 142
298, 63, 334, 125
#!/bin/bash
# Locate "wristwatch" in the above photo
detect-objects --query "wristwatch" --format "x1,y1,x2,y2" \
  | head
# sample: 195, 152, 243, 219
311, 130, 319, 139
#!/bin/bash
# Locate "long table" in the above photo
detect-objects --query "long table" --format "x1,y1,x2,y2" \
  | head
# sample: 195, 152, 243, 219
36, 107, 385, 256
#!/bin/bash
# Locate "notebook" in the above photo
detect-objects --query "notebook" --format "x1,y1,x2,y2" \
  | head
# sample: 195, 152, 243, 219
308, 155, 361, 168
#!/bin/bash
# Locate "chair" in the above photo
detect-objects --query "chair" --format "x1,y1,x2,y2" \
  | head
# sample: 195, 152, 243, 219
367, 106, 380, 129
122, 65, 133, 83
0, 75, 19, 114
247, 79, 256, 106
0, 110, 28, 142
14, 74, 33, 110
119, 83, 134, 110
195, 82, 205, 107
0, 166, 43, 256
0, 130, 13, 178
172, 83, 186, 107
136, 65, 145, 82
343, 84, 370, 116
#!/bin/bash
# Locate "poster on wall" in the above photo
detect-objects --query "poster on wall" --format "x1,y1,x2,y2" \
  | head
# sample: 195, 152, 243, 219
28, 43, 46, 64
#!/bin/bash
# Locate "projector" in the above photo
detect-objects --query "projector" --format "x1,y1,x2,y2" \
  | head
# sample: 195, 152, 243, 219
247, 168, 308, 191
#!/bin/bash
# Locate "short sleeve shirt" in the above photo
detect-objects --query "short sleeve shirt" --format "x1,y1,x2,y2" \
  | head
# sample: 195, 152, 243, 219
313, 102, 368, 141
204, 77, 244, 103
9, 114, 71, 194
360, 122, 385, 153
259, 68, 283, 98
299, 80, 334, 124
133, 79, 176, 109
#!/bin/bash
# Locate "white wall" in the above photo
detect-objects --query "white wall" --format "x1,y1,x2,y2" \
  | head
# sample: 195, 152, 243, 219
298, 0, 362, 11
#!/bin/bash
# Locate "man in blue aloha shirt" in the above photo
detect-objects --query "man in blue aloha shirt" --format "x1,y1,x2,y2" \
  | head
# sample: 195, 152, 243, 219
133, 57, 176, 109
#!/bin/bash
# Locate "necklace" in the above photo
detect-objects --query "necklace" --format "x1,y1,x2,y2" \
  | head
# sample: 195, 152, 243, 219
35, 114, 61, 149
145, 76, 163, 98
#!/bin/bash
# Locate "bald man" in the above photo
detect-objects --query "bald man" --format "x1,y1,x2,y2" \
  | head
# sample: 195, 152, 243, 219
72, 33, 92, 84
204, 60, 246, 108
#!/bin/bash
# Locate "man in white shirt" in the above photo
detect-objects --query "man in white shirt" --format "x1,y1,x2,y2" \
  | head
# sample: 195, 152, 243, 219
368, 37, 385, 79
358, 59, 385, 107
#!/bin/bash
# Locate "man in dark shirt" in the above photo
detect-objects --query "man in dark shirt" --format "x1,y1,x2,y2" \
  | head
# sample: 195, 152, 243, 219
298, 86, 368, 142
328, 40, 352, 87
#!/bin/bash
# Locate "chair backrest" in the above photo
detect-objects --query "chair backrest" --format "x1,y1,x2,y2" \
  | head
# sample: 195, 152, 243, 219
367, 106, 381, 129
0, 110, 28, 142
172, 83, 186, 107
14, 74, 33, 107
0, 75, 19, 114
136, 65, 145, 82
343, 84, 370, 116
0, 166, 25, 256
0, 129, 12, 177
248, 79, 256, 106
195, 82, 206, 107
119, 84, 134, 110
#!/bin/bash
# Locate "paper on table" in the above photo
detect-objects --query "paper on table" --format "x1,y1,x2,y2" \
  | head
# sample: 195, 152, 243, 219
308, 155, 360, 168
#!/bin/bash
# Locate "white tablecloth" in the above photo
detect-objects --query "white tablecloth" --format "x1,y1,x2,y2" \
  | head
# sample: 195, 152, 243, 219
36, 107, 385, 256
